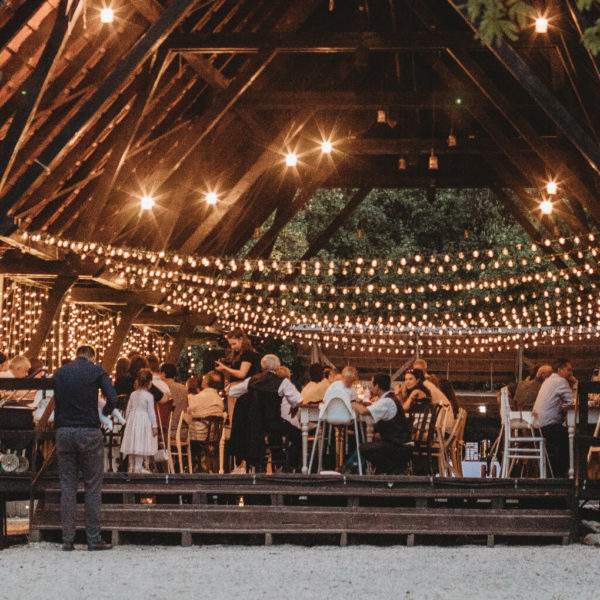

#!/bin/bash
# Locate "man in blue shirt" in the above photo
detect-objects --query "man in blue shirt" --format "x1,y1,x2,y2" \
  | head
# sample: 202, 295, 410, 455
54, 345, 117, 551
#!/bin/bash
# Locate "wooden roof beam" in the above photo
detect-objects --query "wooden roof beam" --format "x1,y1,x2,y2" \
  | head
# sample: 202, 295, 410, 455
77, 51, 171, 239
446, 0, 600, 176
0, 0, 83, 192
167, 31, 552, 53
409, 0, 600, 228
0, 0, 201, 233
301, 187, 371, 260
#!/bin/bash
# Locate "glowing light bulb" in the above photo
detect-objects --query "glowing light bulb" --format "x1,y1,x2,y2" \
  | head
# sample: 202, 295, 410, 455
206, 192, 217, 205
285, 152, 297, 167
428, 149, 438, 170
540, 199, 553, 214
535, 17, 548, 33
141, 195, 155, 210
100, 8, 114, 23
546, 181, 557, 195
321, 141, 332, 154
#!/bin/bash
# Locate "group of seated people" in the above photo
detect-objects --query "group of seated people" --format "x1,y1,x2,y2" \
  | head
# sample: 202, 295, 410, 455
225, 353, 460, 475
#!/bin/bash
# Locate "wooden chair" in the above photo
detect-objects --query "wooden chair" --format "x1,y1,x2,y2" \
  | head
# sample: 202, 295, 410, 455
174, 411, 192, 473
408, 403, 442, 475
188, 414, 225, 473
436, 408, 467, 477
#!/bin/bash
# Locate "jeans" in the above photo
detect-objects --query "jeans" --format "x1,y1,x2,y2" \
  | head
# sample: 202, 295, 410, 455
56, 427, 104, 544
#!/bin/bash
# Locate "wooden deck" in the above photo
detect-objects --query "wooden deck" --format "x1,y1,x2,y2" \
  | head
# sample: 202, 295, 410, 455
28, 473, 578, 547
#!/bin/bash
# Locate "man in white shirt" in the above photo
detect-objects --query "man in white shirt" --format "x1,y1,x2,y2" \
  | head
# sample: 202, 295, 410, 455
533, 358, 576, 477
229, 354, 302, 472
353, 373, 412, 474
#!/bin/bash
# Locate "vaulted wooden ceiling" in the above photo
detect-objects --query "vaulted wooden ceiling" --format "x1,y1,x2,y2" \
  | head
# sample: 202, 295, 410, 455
1, 0, 600, 353
1, 0, 600, 254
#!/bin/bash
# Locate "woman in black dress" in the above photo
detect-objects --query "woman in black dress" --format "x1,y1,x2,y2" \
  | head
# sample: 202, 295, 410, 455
215, 327, 258, 418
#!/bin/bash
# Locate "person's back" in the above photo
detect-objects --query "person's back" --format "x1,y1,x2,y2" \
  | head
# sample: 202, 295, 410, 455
54, 345, 116, 551
54, 356, 114, 428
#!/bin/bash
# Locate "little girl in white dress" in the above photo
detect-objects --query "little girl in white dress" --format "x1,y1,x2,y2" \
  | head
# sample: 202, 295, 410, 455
120, 368, 157, 473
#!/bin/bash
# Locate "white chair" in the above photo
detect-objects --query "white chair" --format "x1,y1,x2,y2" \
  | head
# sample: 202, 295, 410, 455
499, 387, 548, 478
308, 393, 363, 475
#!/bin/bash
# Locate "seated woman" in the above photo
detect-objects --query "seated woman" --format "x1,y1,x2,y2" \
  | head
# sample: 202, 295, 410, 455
184, 371, 224, 472
400, 368, 432, 413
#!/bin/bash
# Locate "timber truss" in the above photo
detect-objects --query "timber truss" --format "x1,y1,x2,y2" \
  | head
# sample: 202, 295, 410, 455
0, 0, 600, 367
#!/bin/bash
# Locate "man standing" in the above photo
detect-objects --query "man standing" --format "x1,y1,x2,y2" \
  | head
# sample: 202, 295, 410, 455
53, 345, 117, 551
353, 374, 412, 474
533, 358, 577, 477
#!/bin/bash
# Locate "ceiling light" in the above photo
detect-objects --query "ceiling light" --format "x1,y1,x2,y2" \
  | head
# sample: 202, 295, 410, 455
140, 195, 155, 210
398, 157, 407, 170
540, 199, 553, 215
428, 149, 438, 170
206, 192, 217, 205
285, 153, 297, 167
535, 17, 548, 33
321, 141, 332, 154
100, 8, 114, 23
478, 405, 487, 414
546, 181, 557, 195
377, 110, 387, 123
447, 133, 457, 147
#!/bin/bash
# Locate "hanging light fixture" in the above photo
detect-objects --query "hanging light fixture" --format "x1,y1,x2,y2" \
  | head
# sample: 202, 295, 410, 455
377, 110, 387, 123
100, 7, 115, 23
140, 195, 154, 210
428, 148, 438, 170
546, 181, 557, 195
321, 141, 332, 154
540, 199, 553, 214
398, 157, 407, 170
285, 152, 297, 167
447, 130, 457, 147
535, 16, 548, 33
206, 192, 217, 205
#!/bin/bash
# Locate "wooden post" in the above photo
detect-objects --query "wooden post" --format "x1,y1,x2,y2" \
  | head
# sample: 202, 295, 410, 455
26, 275, 76, 359
101, 303, 144, 373
0, 275, 4, 322
165, 318, 197, 364
517, 340, 523, 382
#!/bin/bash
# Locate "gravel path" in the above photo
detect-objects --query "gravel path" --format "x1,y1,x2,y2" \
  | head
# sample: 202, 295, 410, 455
0, 543, 599, 600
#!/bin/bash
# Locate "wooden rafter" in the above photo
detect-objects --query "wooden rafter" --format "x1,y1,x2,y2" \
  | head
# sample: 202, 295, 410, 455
0, 0, 82, 191
301, 187, 371, 260
0, 0, 201, 232
446, 0, 600, 176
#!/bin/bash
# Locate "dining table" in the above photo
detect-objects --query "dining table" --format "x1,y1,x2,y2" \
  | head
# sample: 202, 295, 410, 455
565, 403, 600, 478
299, 404, 374, 474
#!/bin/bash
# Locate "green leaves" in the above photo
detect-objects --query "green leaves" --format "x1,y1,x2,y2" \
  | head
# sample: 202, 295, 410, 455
582, 19, 600, 55
468, 0, 599, 53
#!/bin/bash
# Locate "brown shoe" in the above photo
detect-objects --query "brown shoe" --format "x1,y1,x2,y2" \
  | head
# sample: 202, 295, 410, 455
87, 541, 112, 551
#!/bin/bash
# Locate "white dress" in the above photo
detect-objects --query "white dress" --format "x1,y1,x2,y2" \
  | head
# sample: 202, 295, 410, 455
120, 389, 158, 456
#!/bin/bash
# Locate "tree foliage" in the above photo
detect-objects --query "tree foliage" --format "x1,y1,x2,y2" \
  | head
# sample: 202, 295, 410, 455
467, 0, 600, 55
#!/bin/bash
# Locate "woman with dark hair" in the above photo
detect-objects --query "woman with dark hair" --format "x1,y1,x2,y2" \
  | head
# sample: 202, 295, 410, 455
438, 378, 460, 418
215, 328, 259, 417
401, 368, 431, 412
114, 357, 133, 397
215, 328, 258, 383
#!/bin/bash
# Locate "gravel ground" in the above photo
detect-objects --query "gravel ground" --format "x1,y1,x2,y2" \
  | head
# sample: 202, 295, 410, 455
0, 543, 599, 600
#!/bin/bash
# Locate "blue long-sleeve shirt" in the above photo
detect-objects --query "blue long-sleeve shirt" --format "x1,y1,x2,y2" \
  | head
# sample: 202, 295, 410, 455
53, 357, 118, 428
